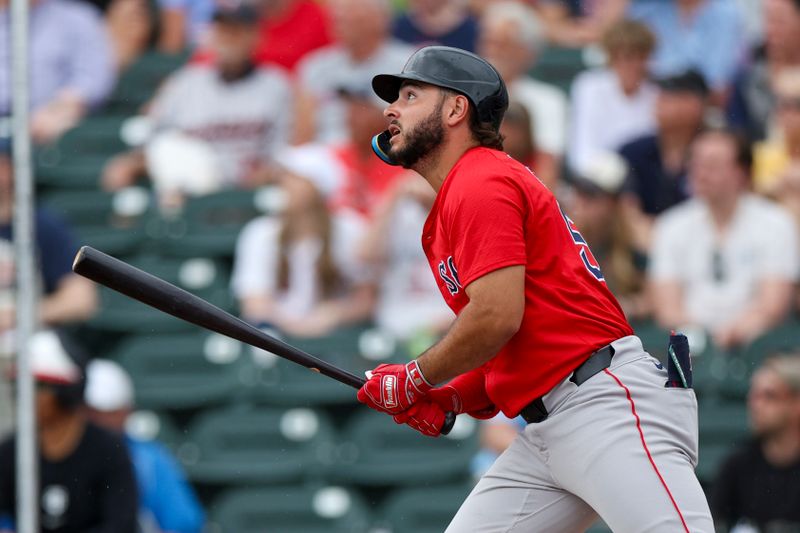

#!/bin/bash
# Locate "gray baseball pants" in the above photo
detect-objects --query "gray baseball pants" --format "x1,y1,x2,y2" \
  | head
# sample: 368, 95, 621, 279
446, 335, 713, 533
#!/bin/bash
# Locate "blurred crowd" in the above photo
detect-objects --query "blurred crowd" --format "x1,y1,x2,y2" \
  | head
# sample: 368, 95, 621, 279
1, 0, 800, 531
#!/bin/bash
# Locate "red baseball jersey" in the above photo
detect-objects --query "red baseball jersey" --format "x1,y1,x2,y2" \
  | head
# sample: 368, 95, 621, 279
422, 147, 633, 416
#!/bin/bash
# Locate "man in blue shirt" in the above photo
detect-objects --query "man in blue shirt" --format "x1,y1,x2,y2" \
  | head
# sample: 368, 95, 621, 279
628, 0, 743, 102
85, 359, 205, 533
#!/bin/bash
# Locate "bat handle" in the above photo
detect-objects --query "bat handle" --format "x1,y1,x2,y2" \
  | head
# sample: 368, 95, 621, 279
440, 411, 456, 436
360, 372, 456, 436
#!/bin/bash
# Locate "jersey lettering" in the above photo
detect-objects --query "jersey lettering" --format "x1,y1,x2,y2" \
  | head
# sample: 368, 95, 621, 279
558, 204, 605, 282
438, 256, 462, 295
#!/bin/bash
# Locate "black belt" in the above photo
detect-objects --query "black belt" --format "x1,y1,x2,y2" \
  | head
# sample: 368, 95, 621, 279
519, 344, 615, 424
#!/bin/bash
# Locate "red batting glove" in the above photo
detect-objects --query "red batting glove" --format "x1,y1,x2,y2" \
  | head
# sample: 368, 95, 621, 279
357, 360, 433, 415
393, 399, 446, 437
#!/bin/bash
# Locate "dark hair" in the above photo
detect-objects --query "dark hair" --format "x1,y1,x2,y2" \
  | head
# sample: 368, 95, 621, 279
468, 103, 505, 150
699, 126, 754, 175
441, 88, 505, 150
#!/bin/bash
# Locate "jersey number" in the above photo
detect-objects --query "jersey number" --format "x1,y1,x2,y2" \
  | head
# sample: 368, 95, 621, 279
559, 205, 604, 282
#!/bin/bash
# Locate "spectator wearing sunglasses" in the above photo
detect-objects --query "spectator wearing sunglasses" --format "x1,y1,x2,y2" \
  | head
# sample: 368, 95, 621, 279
648, 128, 799, 351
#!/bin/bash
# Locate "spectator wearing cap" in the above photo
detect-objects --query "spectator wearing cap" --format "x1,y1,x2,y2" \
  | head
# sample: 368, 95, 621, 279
477, 1, 568, 183
101, 2, 293, 201
565, 152, 649, 320
0, 0, 115, 144
648, 128, 799, 351
568, 19, 658, 177
711, 352, 800, 530
85, 360, 205, 533
627, 0, 744, 104
728, 0, 800, 142
0, 330, 138, 533
0, 145, 98, 337
751, 68, 800, 233
393, 0, 479, 52
617, 69, 709, 254
294, 0, 413, 144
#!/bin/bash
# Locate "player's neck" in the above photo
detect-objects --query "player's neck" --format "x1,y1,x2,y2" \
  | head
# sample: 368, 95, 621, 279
762, 425, 800, 467
39, 411, 86, 461
415, 138, 480, 193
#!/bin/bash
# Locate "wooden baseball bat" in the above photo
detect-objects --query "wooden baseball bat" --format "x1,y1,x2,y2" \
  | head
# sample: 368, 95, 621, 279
72, 246, 456, 435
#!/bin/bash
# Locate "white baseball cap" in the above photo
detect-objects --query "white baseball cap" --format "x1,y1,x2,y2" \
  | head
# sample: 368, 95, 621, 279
28, 330, 82, 386
85, 359, 135, 412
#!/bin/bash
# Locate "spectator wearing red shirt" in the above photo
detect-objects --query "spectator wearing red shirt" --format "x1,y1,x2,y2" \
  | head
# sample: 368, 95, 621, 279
252, 0, 333, 72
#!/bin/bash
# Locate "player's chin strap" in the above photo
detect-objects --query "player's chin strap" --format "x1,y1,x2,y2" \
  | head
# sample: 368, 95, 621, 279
371, 130, 401, 166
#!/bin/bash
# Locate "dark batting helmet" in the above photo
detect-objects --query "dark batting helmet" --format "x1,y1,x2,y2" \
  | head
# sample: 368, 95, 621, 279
373, 45, 509, 131
370, 45, 509, 165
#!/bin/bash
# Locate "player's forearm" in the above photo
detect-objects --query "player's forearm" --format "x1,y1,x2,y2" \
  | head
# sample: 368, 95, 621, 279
417, 300, 520, 385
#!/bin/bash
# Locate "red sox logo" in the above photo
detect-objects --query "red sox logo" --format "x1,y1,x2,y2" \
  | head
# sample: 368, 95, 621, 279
438, 256, 462, 295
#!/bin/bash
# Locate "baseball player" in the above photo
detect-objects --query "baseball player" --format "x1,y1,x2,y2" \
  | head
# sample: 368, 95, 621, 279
357, 46, 713, 532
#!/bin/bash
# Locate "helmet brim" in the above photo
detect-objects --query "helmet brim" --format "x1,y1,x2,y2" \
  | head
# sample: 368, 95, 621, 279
372, 72, 449, 104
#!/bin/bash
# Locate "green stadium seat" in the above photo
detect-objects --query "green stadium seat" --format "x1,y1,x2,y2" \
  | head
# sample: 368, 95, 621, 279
585, 521, 613, 533
105, 51, 189, 115
180, 406, 336, 485
246, 326, 392, 406
35, 153, 110, 190
375, 483, 474, 533
43, 187, 153, 256
209, 485, 371, 533
125, 409, 185, 451
696, 399, 749, 484
88, 255, 233, 333
153, 189, 272, 259
528, 46, 587, 93
51, 115, 128, 156
111, 332, 248, 410
328, 409, 478, 487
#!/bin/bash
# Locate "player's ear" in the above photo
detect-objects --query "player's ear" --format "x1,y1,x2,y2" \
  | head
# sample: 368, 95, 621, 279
444, 93, 470, 127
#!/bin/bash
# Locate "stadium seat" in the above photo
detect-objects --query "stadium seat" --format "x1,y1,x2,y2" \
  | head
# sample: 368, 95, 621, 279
88, 255, 233, 333
111, 331, 247, 410
180, 406, 336, 485
209, 484, 371, 533
327, 409, 478, 487
35, 153, 111, 190
43, 187, 153, 256
245, 326, 390, 406
125, 409, 184, 451
104, 51, 189, 115
375, 483, 474, 533
695, 399, 749, 484
528, 46, 587, 93
154, 189, 268, 259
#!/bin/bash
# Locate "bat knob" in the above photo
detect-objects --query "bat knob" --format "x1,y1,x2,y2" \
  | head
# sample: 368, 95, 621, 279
440, 411, 457, 436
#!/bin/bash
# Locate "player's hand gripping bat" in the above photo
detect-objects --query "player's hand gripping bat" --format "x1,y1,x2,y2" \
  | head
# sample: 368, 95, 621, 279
72, 246, 456, 435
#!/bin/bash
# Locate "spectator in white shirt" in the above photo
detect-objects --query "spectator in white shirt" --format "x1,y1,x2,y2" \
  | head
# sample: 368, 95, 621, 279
649, 128, 799, 351
477, 1, 568, 187
568, 19, 658, 176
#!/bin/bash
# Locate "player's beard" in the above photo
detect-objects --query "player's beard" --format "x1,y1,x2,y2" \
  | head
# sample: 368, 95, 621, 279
389, 100, 446, 169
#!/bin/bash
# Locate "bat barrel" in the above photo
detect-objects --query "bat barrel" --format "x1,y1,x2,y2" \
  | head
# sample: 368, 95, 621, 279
73, 246, 365, 389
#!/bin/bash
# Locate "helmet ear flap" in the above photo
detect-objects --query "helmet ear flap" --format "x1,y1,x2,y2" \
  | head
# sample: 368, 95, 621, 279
372, 130, 401, 166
